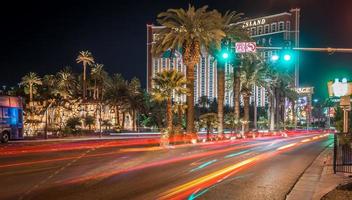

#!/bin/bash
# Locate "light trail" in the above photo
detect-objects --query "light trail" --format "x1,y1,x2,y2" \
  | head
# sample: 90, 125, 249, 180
190, 160, 218, 172
157, 134, 331, 199
224, 149, 251, 158
60, 142, 271, 185
1, 130, 329, 157
0, 149, 123, 169
276, 143, 297, 151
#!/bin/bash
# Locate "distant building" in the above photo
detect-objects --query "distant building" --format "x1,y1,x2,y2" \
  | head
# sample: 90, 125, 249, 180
146, 9, 301, 107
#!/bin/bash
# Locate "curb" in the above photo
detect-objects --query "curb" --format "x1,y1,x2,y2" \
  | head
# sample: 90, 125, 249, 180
286, 142, 346, 200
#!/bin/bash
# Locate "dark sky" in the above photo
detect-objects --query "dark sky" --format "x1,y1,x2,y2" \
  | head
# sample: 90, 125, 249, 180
1, 0, 352, 99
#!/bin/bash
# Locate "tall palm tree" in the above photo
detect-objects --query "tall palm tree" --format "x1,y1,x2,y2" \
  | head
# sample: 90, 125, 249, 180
153, 5, 225, 134
151, 70, 188, 133
127, 77, 144, 131
215, 11, 249, 136
76, 51, 95, 100
91, 63, 105, 100
21, 72, 42, 105
239, 53, 266, 132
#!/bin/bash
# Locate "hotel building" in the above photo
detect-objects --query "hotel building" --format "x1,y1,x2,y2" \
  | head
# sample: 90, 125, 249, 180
146, 9, 301, 107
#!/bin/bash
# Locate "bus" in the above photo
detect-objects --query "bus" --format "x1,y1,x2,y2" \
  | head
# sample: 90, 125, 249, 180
0, 96, 24, 143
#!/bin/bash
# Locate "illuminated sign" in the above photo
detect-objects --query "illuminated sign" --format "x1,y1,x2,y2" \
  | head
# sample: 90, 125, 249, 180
327, 78, 352, 97
235, 42, 257, 53
296, 87, 314, 95
242, 19, 266, 28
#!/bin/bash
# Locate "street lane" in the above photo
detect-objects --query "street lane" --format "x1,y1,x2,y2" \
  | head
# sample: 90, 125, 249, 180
0, 133, 332, 200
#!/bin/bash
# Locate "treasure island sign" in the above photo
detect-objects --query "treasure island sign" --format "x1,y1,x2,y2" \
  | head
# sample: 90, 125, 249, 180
242, 18, 266, 28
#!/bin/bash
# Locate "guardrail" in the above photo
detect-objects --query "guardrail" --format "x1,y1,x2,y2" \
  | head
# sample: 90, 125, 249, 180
333, 133, 352, 173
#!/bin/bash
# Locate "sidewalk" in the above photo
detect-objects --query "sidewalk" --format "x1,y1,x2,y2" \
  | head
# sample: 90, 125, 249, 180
286, 144, 351, 200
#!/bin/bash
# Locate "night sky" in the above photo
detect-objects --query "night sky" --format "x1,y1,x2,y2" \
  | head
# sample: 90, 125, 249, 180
1, 0, 352, 99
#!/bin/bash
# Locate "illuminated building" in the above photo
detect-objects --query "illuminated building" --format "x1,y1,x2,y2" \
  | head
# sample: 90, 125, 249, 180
146, 9, 301, 106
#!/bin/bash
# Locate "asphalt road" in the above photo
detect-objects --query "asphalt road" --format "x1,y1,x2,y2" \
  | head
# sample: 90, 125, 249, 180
0, 133, 333, 200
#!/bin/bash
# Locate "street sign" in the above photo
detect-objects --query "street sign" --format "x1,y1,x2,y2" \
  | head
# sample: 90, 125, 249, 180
340, 96, 351, 108
235, 42, 257, 53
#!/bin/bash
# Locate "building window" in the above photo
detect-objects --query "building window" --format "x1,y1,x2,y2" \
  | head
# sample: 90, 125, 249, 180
271, 23, 277, 32
161, 58, 166, 68
152, 34, 159, 42
278, 21, 285, 31
264, 25, 270, 34
286, 21, 291, 31
257, 26, 263, 35
251, 27, 256, 36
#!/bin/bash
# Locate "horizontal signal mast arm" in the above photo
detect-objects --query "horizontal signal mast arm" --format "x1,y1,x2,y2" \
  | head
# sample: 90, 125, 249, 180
256, 46, 352, 53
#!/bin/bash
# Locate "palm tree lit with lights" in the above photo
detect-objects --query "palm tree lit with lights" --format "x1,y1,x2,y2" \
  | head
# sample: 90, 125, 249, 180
153, 5, 225, 134
151, 70, 188, 136
21, 72, 42, 106
76, 50, 95, 100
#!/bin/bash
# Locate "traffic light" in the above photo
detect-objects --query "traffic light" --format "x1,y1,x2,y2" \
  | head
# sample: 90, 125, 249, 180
222, 52, 229, 59
283, 54, 291, 61
270, 51, 294, 64
218, 39, 232, 64
271, 54, 279, 62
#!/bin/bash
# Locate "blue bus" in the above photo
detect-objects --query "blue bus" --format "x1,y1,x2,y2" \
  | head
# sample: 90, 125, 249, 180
0, 96, 23, 143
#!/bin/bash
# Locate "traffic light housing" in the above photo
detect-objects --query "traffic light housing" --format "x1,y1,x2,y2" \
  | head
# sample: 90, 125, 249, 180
218, 39, 232, 64
270, 50, 294, 64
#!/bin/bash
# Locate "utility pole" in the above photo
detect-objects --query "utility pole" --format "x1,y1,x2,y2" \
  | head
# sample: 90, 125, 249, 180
254, 84, 257, 130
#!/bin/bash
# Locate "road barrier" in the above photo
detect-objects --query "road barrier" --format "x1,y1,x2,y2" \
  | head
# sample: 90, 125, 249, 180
333, 133, 352, 173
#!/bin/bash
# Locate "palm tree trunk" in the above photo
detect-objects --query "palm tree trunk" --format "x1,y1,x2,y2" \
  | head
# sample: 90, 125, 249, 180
29, 84, 33, 106
83, 63, 87, 100
275, 90, 281, 129
292, 101, 296, 127
166, 99, 173, 132
94, 79, 97, 100
217, 67, 225, 136
186, 62, 195, 134
115, 105, 120, 126
207, 128, 210, 141
269, 93, 276, 131
233, 69, 240, 128
122, 112, 125, 130
243, 93, 250, 132
132, 110, 136, 131
177, 105, 183, 131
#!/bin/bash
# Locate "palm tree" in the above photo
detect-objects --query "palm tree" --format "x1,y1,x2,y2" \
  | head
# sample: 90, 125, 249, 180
239, 53, 266, 132
56, 67, 77, 99
151, 70, 188, 134
84, 115, 95, 131
127, 77, 144, 131
153, 5, 225, 134
91, 63, 105, 100
199, 113, 218, 141
214, 11, 249, 136
76, 51, 95, 100
173, 102, 187, 133
104, 74, 128, 128
21, 72, 42, 105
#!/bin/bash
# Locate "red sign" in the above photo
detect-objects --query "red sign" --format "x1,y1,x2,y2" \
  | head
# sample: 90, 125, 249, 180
235, 42, 257, 53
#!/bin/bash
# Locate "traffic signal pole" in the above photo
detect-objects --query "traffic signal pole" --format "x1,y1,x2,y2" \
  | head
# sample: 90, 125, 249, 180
257, 47, 352, 53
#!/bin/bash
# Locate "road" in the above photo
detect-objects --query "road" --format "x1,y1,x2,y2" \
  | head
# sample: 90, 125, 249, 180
0, 132, 333, 200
